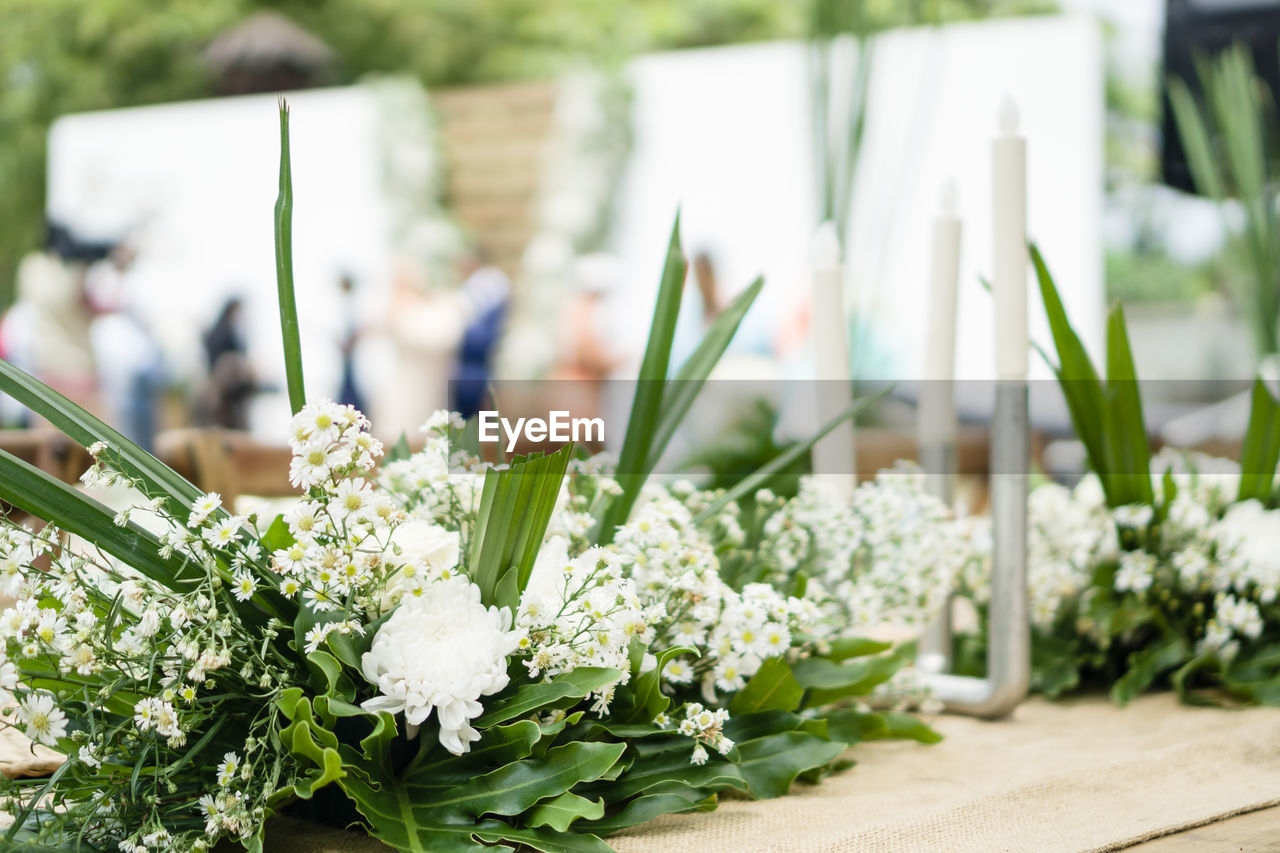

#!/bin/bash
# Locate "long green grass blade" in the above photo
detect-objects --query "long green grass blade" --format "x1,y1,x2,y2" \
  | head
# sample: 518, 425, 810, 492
0, 449, 199, 588
646, 276, 765, 470
1238, 377, 1280, 503
692, 389, 887, 524
597, 215, 688, 542
1031, 245, 1113, 501
275, 99, 306, 414
1103, 302, 1153, 505
0, 359, 203, 510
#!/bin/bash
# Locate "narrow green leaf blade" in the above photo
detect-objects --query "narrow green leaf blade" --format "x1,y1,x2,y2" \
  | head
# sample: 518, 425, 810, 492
274, 99, 306, 414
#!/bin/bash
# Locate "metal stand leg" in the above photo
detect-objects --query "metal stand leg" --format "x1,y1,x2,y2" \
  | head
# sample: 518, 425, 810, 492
919, 381, 1029, 719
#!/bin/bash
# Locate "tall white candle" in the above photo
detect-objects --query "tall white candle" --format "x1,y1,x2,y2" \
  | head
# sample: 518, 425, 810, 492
920, 182, 962, 445
993, 97, 1028, 381
811, 221, 856, 492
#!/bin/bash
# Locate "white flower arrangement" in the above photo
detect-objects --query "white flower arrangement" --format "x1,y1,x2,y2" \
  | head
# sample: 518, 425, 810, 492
0, 107, 942, 853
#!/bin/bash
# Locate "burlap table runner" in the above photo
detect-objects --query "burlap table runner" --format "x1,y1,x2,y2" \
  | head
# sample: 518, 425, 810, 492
6, 694, 1278, 851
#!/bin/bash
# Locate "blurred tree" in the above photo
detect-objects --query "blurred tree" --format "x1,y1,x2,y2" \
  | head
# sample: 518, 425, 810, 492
0, 0, 1055, 305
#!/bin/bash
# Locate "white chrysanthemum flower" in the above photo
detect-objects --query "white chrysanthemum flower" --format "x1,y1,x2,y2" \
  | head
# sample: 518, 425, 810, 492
361, 576, 520, 755
19, 691, 67, 746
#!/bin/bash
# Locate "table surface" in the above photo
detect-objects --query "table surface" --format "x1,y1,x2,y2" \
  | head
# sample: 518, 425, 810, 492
1129, 806, 1280, 852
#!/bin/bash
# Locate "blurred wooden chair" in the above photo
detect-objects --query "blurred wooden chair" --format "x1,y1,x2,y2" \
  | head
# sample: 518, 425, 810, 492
0, 429, 92, 487
155, 429, 294, 508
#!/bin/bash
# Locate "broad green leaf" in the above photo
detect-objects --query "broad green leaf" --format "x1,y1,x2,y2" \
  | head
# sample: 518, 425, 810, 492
870, 712, 943, 745
1110, 639, 1190, 705
476, 667, 621, 728
577, 781, 714, 835
418, 742, 626, 820
526, 792, 605, 832
791, 646, 907, 707
822, 709, 888, 744
612, 645, 694, 724
411, 720, 542, 783
473, 821, 614, 853
595, 748, 747, 801
734, 731, 846, 799
1238, 377, 1280, 503
729, 656, 804, 715
274, 100, 306, 414
820, 636, 893, 661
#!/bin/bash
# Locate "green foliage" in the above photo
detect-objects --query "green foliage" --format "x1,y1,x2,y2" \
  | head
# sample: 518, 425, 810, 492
469, 444, 575, 610
1237, 377, 1280, 505
274, 100, 306, 415
1033, 246, 1153, 508
1168, 45, 1280, 356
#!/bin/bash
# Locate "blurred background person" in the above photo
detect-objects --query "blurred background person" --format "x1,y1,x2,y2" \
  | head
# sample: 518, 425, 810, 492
199, 296, 258, 431
88, 242, 165, 450
14, 222, 101, 415
336, 270, 368, 413
451, 247, 510, 419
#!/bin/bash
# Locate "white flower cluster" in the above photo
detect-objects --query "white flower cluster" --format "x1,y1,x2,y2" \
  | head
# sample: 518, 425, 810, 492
518, 538, 646, 712
612, 491, 812, 697
759, 468, 965, 636
964, 455, 1278, 659
662, 702, 734, 765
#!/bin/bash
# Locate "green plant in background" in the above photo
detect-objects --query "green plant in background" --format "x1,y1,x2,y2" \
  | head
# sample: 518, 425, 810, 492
1169, 44, 1280, 358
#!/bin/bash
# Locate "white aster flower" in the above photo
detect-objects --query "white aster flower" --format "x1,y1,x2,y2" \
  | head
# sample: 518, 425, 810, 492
216, 752, 240, 787
188, 493, 222, 527
360, 576, 520, 755
19, 692, 67, 746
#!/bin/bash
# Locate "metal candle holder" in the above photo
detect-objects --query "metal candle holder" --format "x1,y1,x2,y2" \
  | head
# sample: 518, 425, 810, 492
917, 381, 1029, 719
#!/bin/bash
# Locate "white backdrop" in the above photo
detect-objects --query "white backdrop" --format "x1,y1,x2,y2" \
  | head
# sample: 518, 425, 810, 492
610, 15, 1105, 392
47, 87, 394, 438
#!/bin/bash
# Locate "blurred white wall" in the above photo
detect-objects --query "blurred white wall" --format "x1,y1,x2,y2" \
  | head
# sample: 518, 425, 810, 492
610, 15, 1105, 394
47, 87, 395, 440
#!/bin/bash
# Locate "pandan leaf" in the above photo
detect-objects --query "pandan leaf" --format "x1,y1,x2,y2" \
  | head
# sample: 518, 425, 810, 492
274, 100, 306, 414
1238, 377, 1280, 503
1103, 302, 1153, 506
597, 215, 688, 544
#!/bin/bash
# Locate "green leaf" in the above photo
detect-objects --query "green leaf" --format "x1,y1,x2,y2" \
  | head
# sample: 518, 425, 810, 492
598, 215, 688, 542
388, 431, 413, 463
578, 781, 714, 835
1238, 377, 1280, 503
820, 636, 893, 662
468, 445, 573, 609
734, 732, 846, 799
476, 667, 622, 728
646, 276, 765, 468
692, 388, 888, 524
1103, 302, 1153, 506
822, 709, 888, 744
792, 646, 908, 707
274, 99, 306, 414
612, 645, 694, 724
0, 449, 200, 589
418, 742, 626, 821
526, 792, 605, 832
871, 712, 943, 744
729, 656, 804, 715
1031, 246, 1111, 499
1110, 639, 1190, 705
0, 359, 203, 511
473, 821, 614, 853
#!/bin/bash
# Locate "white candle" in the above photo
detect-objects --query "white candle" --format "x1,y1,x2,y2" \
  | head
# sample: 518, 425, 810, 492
993, 97, 1028, 381
920, 182, 961, 445
811, 221, 856, 492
